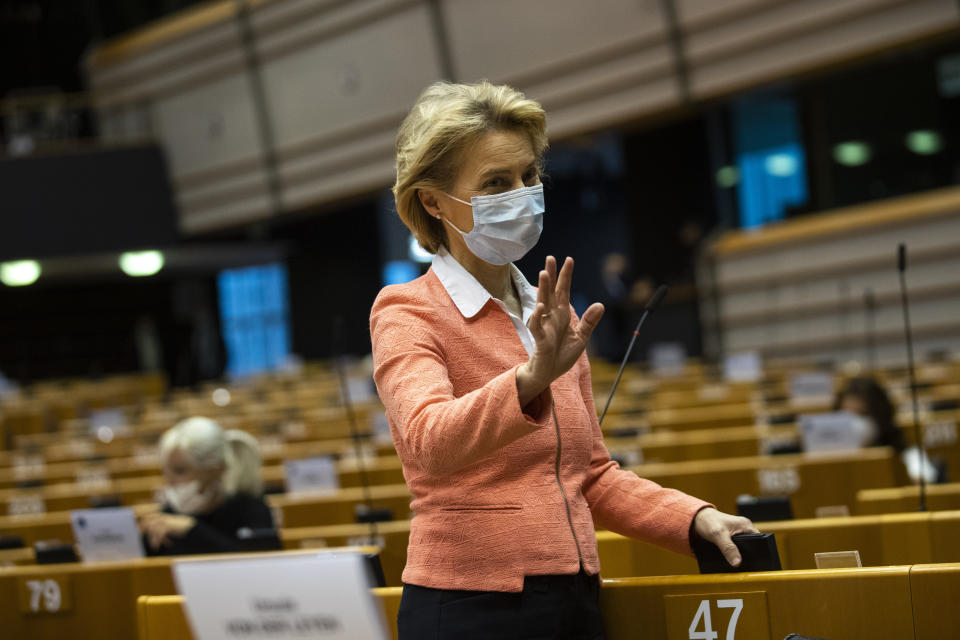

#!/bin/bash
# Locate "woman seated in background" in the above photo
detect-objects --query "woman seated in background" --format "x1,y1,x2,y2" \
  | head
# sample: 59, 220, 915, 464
140, 417, 274, 555
835, 377, 906, 451
836, 377, 941, 483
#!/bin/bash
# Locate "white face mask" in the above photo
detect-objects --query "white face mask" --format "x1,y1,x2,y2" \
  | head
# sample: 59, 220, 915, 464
849, 414, 879, 447
442, 184, 545, 265
163, 479, 219, 515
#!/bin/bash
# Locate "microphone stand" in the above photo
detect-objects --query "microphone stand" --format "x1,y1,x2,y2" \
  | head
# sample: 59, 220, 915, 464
332, 317, 380, 541
598, 285, 669, 426
864, 288, 876, 373
898, 244, 926, 512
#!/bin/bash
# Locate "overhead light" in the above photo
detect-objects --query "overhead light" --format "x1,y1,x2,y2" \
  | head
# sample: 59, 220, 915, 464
764, 153, 798, 177
905, 130, 943, 155
119, 250, 164, 277
833, 141, 871, 167
0, 260, 41, 287
212, 388, 231, 407
715, 165, 739, 188
408, 235, 432, 264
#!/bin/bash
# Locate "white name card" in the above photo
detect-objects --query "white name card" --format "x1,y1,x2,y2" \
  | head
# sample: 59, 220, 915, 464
799, 411, 866, 453
70, 507, 144, 562
284, 457, 339, 494
789, 373, 835, 407
756, 467, 801, 495
174, 552, 388, 640
724, 351, 762, 383
649, 342, 686, 377
923, 420, 958, 448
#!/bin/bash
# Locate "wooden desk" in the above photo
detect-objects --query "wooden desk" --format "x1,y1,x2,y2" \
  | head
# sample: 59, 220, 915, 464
139, 567, 925, 640
604, 424, 795, 464
0, 441, 402, 490
0, 546, 35, 567
630, 448, 898, 518
857, 482, 960, 514
597, 510, 960, 577
0, 503, 158, 547
281, 519, 411, 587
0, 547, 376, 640
269, 483, 411, 528
601, 566, 915, 639
0, 484, 412, 547
605, 402, 758, 433
137, 595, 192, 640
910, 563, 960, 639
136, 587, 404, 640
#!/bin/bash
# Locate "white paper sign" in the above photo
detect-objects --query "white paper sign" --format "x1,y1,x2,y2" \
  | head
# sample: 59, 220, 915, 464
371, 411, 392, 445
649, 342, 686, 376
75, 467, 111, 490
724, 351, 762, 383
923, 420, 958, 448
88, 408, 126, 430
8, 494, 45, 516
789, 373, 835, 406
174, 552, 388, 640
284, 457, 339, 494
756, 467, 801, 494
799, 411, 866, 453
346, 377, 374, 404
12, 454, 45, 479
70, 507, 145, 562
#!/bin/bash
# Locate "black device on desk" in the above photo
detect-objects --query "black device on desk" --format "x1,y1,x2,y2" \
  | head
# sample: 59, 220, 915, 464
737, 496, 794, 522
693, 532, 782, 574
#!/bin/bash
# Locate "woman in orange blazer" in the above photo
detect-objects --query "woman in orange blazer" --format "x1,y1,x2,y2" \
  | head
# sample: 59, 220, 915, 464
371, 81, 756, 640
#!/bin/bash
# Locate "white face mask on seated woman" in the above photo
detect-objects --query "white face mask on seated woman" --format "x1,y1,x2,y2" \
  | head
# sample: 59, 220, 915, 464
163, 479, 222, 515
442, 183, 545, 265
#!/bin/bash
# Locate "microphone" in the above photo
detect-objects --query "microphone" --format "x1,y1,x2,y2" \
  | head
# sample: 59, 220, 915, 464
897, 243, 926, 511
864, 288, 876, 372
598, 284, 668, 426
332, 316, 380, 541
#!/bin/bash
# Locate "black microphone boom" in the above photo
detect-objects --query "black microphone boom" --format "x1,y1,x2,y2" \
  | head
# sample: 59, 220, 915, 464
898, 243, 927, 512
864, 288, 876, 372
598, 284, 669, 426
332, 316, 380, 540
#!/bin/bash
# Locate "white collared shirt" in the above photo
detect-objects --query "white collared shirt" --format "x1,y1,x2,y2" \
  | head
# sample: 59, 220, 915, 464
431, 247, 539, 356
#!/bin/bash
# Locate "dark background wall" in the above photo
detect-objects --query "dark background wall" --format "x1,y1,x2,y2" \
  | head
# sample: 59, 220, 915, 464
275, 201, 384, 359
0, 145, 179, 261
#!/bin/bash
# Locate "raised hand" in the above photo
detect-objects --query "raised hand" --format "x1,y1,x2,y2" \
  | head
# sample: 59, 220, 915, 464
516, 256, 604, 407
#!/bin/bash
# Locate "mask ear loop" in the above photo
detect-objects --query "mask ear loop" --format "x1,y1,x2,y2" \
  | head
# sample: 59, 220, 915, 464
443, 192, 472, 206
439, 192, 474, 235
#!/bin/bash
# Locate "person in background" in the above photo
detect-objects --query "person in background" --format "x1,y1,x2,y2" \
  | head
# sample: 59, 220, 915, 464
835, 377, 940, 483
140, 417, 274, 555
835, 377, 906, 451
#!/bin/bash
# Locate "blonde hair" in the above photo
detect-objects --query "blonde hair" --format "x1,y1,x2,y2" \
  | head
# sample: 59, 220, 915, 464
393, 81, 548, 253
160, 417, 263, 496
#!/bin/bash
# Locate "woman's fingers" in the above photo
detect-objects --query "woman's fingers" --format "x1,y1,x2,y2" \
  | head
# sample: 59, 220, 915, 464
538, 269, 554, 313
528, 302, 546, 341
540, 262, 555, 310
713, 529, 742, 567
545, 255, 557, 290
555, 257, 573, 309
577, 302, 605, 340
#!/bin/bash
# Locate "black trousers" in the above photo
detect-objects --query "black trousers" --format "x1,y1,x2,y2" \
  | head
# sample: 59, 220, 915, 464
397, 569, 606, 640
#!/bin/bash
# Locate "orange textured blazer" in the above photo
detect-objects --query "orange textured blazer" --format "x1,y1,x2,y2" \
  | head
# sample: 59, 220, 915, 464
370, 268, 710, 592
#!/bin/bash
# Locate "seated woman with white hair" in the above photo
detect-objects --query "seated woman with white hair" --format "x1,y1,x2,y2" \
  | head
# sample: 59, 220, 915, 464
140, 417, 274, 555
